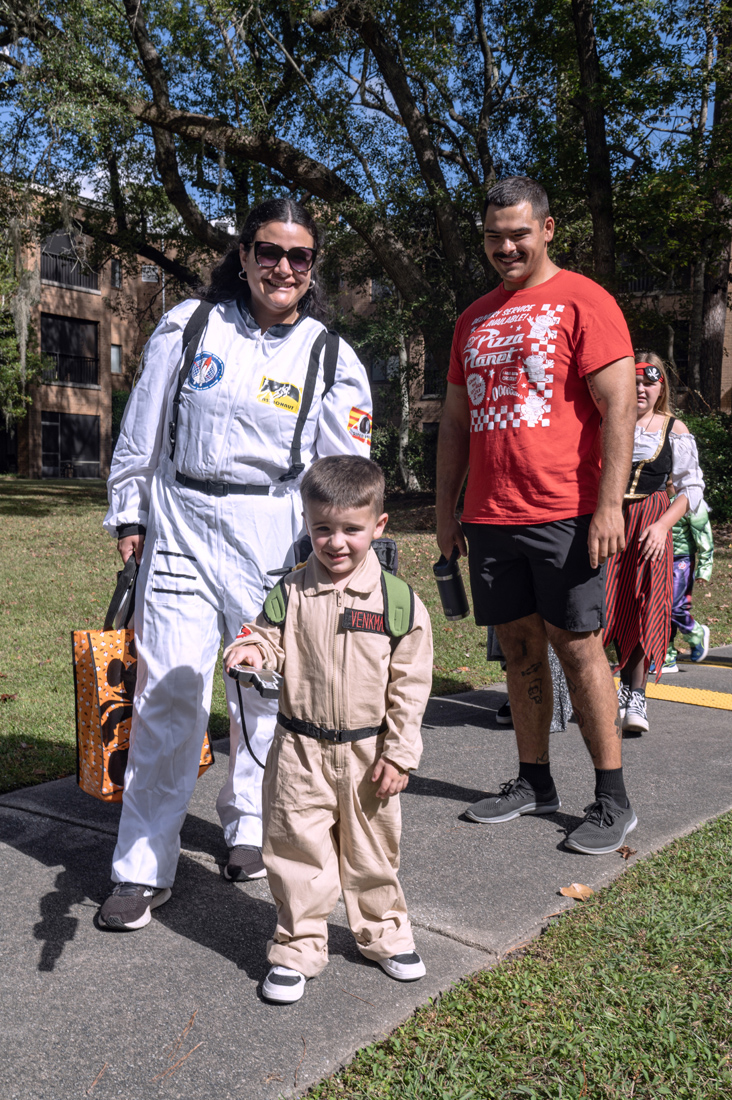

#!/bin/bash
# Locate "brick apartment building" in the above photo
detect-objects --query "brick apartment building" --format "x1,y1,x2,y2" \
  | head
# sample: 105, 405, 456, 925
6, 230, 161, 479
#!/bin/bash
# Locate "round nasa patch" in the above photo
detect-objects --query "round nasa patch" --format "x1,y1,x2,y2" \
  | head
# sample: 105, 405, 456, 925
188, 350, 225, 390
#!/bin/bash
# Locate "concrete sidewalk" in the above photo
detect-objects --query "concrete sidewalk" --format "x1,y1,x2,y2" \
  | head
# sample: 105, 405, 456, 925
1, 651, 731, 1100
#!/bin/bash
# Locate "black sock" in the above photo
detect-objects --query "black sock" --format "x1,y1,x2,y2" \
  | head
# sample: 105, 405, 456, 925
594, 767, 628, 807
519, 761, 554, 794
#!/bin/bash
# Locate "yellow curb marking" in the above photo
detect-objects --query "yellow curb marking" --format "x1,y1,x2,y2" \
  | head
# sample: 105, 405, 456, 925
615, 678, 732, 711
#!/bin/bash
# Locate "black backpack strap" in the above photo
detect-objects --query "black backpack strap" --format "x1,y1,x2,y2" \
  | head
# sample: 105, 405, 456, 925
322, 329, 339, 397
168, 300, 216, 458
279, 329, 328, 482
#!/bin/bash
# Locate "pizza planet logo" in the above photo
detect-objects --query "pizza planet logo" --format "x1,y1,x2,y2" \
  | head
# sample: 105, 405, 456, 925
256, 376, 302, 413
348, 407, 372, 444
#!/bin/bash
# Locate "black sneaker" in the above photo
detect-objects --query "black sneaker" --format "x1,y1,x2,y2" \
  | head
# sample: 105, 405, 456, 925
262, 966, 306, 1003
465, 776, 560, 823
99, 883, 171, 930
495, 700, 513, 726
565, 795, 638, 855
224, 844, 267, 881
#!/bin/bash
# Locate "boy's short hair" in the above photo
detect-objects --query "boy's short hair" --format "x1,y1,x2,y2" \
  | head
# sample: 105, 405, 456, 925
482, 176, 551, 225
301, 456, 385, 516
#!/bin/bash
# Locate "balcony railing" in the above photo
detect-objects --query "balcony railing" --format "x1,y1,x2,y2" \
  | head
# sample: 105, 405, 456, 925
42, 354, 99, 386
41, 252, 99, 291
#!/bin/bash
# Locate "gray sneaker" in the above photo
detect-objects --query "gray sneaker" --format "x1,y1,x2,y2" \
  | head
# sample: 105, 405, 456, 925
99, 883, 171, 930
565, 795, 637, 855
224, 844, 267, 881
465, 776, 560, 823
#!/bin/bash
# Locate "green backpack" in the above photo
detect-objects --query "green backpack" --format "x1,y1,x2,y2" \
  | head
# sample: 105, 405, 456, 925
263, 567, 414, 639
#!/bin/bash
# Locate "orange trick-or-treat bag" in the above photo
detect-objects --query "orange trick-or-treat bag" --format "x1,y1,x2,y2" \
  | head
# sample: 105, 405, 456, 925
72, 562, 214, 802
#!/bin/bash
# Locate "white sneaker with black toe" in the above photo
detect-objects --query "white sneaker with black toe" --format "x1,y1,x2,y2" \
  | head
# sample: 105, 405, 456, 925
262, 966, 307, 1003
378, 952, 426, 981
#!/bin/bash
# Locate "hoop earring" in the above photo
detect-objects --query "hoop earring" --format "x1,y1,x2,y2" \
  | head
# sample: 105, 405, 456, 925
238, 268, 248, 282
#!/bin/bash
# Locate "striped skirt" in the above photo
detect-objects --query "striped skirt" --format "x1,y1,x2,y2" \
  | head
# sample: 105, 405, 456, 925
604, 491, 673, 683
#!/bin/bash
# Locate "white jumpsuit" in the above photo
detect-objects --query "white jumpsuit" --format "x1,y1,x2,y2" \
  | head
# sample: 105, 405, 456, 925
104, 297, 372, 887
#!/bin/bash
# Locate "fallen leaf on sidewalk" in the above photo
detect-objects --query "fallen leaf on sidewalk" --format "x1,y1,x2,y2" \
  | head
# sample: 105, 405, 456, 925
617, 845, 637, 860
559, 883, 594, 901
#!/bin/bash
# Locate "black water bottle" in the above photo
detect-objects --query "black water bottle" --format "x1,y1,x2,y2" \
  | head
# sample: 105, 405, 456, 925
433, 546, 470, 621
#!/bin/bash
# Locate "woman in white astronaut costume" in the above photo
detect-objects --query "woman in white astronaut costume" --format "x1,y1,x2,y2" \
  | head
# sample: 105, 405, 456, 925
99, 199, 372, 930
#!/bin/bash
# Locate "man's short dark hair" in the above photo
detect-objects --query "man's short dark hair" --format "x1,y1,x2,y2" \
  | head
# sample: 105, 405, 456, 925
301, 456, 385, 516
482, 177, 551, 225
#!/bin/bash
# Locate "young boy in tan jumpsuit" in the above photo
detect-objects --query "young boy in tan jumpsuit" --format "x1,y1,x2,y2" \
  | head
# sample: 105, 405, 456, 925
224, 455, 433, 1003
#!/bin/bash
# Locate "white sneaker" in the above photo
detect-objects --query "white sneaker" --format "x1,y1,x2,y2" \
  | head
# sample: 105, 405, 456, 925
377, 952, 426, 982
262, 965, 306, 1003
617, 683, 631, 721
622, 690, 649, 734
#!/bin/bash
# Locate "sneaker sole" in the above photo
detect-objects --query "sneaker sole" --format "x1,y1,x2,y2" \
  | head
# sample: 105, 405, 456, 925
465, 797, 561, 824
565, 812, 637, 856
100, 887, 172, 930
262, 979, 306, 1003
378, 958, 426, 981
622, 715, 649, 733
224, 866, 267, 881
495, 715, 513, 726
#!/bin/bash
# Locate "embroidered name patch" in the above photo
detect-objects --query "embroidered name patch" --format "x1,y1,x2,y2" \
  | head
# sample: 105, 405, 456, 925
342, 608, 386, 634
188, 351, 225, 390
257, 376, 301, 413
348, 407, 372, 445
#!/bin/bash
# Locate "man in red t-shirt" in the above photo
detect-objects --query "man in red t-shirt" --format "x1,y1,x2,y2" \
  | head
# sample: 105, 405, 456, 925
436, 176, 638, 855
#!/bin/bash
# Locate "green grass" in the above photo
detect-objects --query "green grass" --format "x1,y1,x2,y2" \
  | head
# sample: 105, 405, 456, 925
306, 812, 732, 1100
2, 480, 731, 794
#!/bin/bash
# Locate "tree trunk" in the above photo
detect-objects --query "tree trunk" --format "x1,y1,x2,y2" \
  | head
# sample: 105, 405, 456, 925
398, 327, 420, 492
570, 0, 616, 281
699, 3, 732, 409
687, 258, 706, 396
700, 240, 731, 407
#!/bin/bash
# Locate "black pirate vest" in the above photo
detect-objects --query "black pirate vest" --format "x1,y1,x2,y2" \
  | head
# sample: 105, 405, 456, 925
624, 414, 676, 501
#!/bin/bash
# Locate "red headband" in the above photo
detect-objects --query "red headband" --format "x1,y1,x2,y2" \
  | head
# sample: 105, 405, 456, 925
636, 361, 663, 381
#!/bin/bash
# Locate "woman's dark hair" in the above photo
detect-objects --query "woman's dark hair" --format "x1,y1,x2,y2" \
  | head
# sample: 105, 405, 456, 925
199, 198, 330, 320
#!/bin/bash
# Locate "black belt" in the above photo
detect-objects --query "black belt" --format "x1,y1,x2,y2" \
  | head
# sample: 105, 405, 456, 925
175, 472, 270, 497
277, 712, 384, 744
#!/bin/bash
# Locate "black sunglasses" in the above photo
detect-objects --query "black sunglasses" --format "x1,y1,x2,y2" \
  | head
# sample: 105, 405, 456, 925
253, 241, 316, 273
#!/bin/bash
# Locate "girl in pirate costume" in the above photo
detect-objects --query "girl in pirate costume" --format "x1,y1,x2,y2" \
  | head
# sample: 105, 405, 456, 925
604, 352, 705, 734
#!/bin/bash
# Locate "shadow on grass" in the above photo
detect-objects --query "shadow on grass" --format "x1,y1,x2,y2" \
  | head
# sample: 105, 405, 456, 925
0, 477, 108, 517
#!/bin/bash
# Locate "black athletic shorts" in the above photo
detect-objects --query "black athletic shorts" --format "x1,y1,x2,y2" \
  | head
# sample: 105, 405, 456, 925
463, 515, 606, 632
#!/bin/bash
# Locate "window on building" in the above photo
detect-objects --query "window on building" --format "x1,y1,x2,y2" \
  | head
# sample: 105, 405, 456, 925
41, 231, 99, 291
111, 344, 122, 375
370, 355, 399, 384
111, 258, 122, 288
41, 411, 100, 478
370, 277, 393, 302
41, 314, 99, 386
141, 264, 159, 283
421, 351, 446, 398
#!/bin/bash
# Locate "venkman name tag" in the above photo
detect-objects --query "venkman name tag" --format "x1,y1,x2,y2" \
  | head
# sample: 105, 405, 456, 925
342, 608, 386, 635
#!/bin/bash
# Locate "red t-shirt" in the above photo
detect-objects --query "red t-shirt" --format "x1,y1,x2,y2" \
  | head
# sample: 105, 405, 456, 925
447, 269, 634, 524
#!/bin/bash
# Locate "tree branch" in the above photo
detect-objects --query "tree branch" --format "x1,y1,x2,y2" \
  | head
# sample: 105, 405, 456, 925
121, 0, 231, 253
